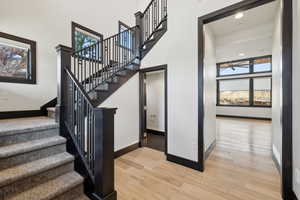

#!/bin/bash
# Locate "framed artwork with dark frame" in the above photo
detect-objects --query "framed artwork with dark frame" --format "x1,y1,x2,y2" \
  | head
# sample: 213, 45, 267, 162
71, 22, 103, 63
0, 32, 36, 84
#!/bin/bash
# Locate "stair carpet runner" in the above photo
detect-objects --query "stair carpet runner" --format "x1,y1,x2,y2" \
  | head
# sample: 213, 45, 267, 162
0, 117, 90, 200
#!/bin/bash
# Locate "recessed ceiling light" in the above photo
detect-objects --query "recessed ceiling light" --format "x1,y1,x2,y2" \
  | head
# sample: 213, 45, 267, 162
239, 53, 245, 56
235, 12, 244, 19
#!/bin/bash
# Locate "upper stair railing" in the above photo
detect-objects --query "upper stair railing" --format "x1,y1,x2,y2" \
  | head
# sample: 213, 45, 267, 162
136, 0, 167, 47
71, 26, 139, 94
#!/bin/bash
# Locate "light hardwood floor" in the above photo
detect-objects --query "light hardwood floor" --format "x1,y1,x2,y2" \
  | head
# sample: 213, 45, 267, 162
115, 117, 281, 200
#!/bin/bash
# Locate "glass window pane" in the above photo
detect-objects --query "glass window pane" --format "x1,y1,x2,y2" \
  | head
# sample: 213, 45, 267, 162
253, 57, 272, 72
119, 24, 133, 50
219, 60, 250, 76
75, 28, 100, 51
253, 77, 271, 106
74, 27, 102, 61
219, 79, 250, 105
0, 38, 31, 79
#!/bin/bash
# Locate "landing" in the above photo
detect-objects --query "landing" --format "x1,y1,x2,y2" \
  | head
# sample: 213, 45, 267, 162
0, 117, 58, 136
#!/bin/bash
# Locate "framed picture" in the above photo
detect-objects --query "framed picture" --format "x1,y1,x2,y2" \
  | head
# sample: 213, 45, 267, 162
0, 32, 36, 84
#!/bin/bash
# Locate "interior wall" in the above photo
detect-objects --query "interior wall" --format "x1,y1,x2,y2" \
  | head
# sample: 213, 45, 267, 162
138, 0, 244, 161
212, 20, 273, 119
100, 74, 140, 151
203, 26, 217, 151
271, 1, 283, 168
146, 71, 165, 132
293, 0, 300, 197
0, 0, 138, 111
217, 106, 272, 119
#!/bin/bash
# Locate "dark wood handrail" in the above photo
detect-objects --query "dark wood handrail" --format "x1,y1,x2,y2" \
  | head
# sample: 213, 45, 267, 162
64, 67, 95, 107
143, 0, 155, 14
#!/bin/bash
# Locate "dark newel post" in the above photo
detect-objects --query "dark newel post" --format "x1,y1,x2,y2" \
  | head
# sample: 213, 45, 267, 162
55, 45, 72, 126
135, 11, 144, 58
93, 108, 117, 200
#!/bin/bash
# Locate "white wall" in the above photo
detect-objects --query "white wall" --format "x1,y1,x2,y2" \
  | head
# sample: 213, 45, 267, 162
271, 1, 283, 168
217, 106, 272, 118
138, 0, 244, 161
203, 26, 216, 151
293, 0, 300, 197
0, 0, 138, 111
100, 74, 140, 151
146, 71, 165, 132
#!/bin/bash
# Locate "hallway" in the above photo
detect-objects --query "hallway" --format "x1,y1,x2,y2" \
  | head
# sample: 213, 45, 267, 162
115, 117, 281, 200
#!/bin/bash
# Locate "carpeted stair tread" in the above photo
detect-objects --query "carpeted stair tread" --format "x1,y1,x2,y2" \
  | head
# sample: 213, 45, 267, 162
8, 172, 83, 200
0, 136, 66, 158
0, 152, 73, 187
0, 117, 58, 137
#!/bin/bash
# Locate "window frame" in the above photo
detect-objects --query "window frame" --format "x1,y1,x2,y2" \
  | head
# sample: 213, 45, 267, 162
0, 32, 36, 84
118, 21, 134, 51
217, 55, 272, 77
217, 76, 272, 108
71, 22, 103, 63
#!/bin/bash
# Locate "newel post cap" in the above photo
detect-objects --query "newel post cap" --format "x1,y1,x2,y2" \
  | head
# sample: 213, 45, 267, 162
56, 45, 73, 53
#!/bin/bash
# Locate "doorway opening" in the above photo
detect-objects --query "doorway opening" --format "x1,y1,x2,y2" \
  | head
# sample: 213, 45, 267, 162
198, 0, 292, 199
139, 65, 168, 153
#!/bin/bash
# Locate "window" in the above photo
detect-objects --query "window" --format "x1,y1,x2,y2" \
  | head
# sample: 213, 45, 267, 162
118, 21, 134, 50
0, 32, 36, 84
217, 77, 272, 107
253, 57, 272, 73
216, 56, 272, 107
253, 77, 272, 106
72, 22, 103, 61
217, 55, 272, 77
219, 60, 250, 76
218, 79, 250, 106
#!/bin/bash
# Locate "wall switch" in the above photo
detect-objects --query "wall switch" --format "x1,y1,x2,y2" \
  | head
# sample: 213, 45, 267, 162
296, 168, 300, 184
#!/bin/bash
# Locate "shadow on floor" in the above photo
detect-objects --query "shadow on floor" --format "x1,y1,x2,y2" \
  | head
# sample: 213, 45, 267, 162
143, 133, 165, 152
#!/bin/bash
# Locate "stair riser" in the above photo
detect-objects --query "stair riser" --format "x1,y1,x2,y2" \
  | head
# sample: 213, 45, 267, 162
0, 144, 66, 171
106, 76, 119, 84
0, 128, 59, 147
125, 64, 139, 70
116, 71, 127, 76
52, 184, 84, 200
0, 162, 74, 199
97, 83, 109, 91
48, 111, 56, 119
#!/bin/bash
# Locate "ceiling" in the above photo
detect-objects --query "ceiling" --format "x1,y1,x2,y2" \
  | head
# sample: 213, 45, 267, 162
205, 1, 280, 63
207, 1, 279, 37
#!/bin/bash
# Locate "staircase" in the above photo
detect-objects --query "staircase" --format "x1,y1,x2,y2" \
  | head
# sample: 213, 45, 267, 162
0, 0, 167, 200
0, 117, 89, 200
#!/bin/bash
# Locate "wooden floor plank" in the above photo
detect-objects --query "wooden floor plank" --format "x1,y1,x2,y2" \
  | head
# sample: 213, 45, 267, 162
115, 117, 281, 200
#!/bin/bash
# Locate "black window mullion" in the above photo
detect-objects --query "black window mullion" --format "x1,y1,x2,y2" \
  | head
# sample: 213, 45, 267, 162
250, 58, 254, 74
249, 78, 254, 106
217, 80, 219, 105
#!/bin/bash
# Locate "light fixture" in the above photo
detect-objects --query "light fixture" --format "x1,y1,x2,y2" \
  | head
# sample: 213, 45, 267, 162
235, 12, 244, 19
239, 53, 245, 56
